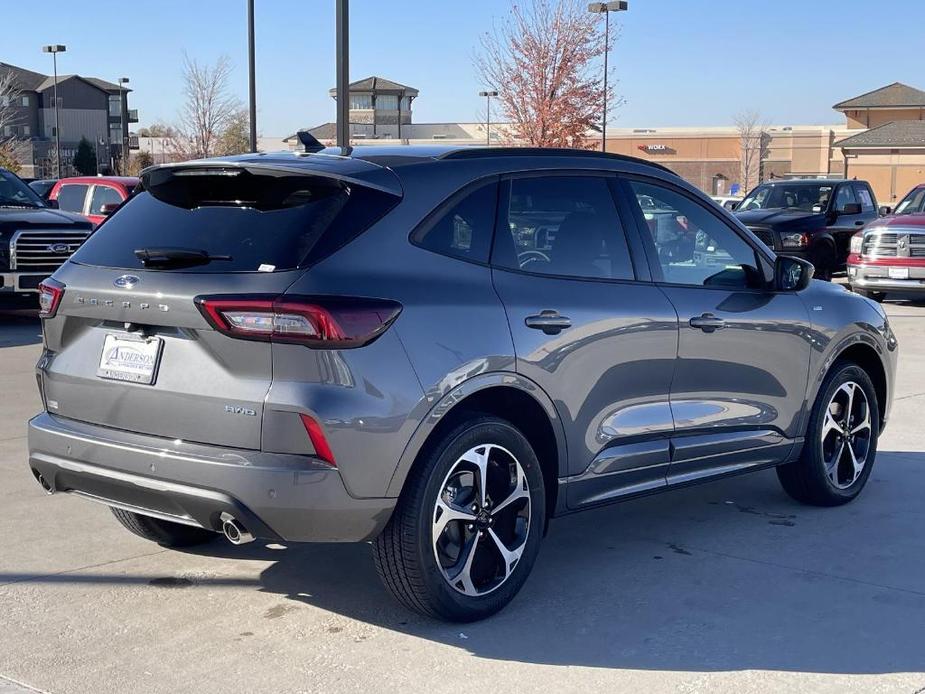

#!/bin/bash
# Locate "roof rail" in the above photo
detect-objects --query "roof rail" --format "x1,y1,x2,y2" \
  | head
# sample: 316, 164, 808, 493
438, 146, 675, 174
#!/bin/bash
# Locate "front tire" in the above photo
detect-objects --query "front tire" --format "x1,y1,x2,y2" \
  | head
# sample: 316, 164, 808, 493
111, 508, 216, 547
373, 416, 546, 622
777, 362, 879, 506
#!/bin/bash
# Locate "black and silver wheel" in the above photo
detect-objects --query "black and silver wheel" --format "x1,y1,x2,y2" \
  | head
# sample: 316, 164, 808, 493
374, 416, 545, 622
777, 362, 879, 506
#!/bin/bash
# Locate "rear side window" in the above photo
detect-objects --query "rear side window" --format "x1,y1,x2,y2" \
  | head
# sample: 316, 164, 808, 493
71, 170, 398, 272
89, 185, 123, 215
56, 184, 88, 213
854, 183, 875, 212
411, 181, 497, 263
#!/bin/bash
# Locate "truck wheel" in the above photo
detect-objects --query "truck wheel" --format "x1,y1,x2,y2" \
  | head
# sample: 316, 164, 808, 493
777, 362, 879, 506
111, 508, 216, 547
810, 244, 836, 281
373, 416, 545, 622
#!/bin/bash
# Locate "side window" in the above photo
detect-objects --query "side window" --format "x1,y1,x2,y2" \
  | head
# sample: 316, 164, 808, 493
412, 181, 497, 263
854, 184, 875, 212
89, 185, 124, 215
833, 184, 859, 213
56, 184, 89, 213
495, 175, 633, 280
628, 180, 760, 288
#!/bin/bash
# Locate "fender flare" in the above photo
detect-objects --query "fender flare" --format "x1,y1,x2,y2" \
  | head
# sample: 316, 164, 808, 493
385, 371, 568, 497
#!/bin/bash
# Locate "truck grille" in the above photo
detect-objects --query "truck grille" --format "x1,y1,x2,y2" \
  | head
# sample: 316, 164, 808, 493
862, 230, 925, 258
10, 229, 91, 272
747, 226, 775, 249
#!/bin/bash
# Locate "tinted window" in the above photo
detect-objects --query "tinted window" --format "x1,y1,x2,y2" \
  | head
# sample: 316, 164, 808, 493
89, 185, 124, 215
56, 184, 89, 213
71, 172, 397, 273
894, 187, 925, 215
834, 184, 858, 213
739, 183, 833, 212
412, 181, 497, 263
496, 176, 633, 280
854, 183, 875, 212
0, 169, 44, 207
629, 180, 759, 288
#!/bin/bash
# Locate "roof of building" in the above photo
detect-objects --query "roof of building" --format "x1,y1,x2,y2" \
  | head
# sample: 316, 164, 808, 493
328, 76, 419, 97
834, 82, 925, 110
0, 62, 48, 90
835, 120, 925, 148
0, 62, 129, 94
82, 76, 126, 92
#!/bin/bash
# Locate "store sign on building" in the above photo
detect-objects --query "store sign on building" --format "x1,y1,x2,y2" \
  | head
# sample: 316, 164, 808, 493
638, 144, 675, 154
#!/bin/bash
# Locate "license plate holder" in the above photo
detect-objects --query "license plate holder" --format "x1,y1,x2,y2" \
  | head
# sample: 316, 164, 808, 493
97, 333, 163, 385
888, 267, 910, 280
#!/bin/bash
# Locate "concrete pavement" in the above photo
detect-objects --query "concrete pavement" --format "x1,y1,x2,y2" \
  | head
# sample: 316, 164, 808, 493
0, 302, 923, 694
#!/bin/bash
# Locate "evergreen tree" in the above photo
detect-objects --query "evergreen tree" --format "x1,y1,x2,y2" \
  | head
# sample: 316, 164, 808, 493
72, 137, 97, 175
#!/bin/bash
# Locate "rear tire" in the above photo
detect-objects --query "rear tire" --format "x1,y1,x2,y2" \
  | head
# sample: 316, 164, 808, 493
777, 362, 879, 506
373, 416, 545, 622
111, 508, 216, 547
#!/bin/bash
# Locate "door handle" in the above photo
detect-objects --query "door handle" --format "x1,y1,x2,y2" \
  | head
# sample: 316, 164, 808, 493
854, 220, 865, 226
689, 313, 726, 333
525, 310, 572, 335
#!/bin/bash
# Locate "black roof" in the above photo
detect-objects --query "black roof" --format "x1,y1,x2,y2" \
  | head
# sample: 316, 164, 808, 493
835, 121, 925, 149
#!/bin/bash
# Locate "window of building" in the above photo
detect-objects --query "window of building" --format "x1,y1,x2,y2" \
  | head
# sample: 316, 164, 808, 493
627, 179, 759, 288
21, 95, 29, 107
412, 181, 498, 264
495, 176, 634, 281
400, 96, 412, 111
22, 125, 30, 136
2, 126, 10, 137
109, 95, 121, 117
110, 125, 123, 144
377, 95, 398, 110
349, 94, 372, 110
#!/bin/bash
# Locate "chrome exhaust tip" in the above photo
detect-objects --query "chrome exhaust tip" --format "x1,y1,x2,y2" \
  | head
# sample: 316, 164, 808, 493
219, 512, 254, 545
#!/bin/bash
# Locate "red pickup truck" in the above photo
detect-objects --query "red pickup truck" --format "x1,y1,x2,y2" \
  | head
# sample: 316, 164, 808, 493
847, 183, 925, 301
49, 176, 139, 227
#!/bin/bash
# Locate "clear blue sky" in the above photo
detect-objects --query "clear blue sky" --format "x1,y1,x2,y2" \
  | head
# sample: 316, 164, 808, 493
3, 0, 923, 136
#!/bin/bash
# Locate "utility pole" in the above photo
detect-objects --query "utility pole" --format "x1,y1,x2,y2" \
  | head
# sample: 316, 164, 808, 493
335, 0, 349, 149
42, 44, 66, 177
118, 77, 129, 174
247, 0, 257, 152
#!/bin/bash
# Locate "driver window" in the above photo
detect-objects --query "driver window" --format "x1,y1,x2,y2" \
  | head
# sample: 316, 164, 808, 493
496, 176, 634, 280
628, 180, 760, 288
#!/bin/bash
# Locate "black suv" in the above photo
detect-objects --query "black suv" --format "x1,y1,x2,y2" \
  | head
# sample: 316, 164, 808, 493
735, 179, 880, 279
0, 168, 93, 304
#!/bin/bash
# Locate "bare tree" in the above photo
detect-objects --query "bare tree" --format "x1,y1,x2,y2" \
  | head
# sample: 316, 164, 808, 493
0, 69, 24, 172
735, 110, 770, 194
475, 0, 620, 149
176, 54, 240, 159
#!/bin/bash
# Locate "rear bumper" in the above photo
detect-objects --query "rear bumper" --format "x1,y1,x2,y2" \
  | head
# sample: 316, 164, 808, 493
27, 412, 395, 542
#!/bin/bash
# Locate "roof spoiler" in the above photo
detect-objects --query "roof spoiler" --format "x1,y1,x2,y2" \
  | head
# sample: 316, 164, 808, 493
297, 130, 325, 153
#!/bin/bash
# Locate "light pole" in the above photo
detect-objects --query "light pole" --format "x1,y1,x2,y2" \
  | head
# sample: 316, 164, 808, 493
479, 90, 498, 147
118, 77, 129, 174
588, 2, 627, 152
42, 44, 66, 178
247, 0, 257, 152
335, 0, 350, 149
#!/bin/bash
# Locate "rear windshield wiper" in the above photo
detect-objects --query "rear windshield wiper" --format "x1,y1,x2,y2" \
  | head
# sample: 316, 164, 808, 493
134, 247, 232, 268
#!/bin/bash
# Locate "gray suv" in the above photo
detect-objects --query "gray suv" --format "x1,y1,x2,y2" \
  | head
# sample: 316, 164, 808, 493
27, 146, 897, 622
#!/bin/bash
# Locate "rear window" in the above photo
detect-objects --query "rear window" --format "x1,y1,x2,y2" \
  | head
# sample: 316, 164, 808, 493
70, 170, 397, 272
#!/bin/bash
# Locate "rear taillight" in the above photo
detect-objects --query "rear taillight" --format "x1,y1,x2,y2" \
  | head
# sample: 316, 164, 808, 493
38, 278, 65, 318
194, 295, 402, 348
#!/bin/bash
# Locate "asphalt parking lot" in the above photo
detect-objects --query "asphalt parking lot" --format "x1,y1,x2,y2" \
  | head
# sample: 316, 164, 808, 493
1, 298, 924, 694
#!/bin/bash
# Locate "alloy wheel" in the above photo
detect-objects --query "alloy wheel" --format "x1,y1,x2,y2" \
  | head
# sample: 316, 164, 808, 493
821, 381, 872, 490
432, 444, 531, 596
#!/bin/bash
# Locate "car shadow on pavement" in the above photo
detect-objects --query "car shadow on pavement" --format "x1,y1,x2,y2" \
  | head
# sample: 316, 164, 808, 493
247, 455, 925, 675
0, 311, 41, 348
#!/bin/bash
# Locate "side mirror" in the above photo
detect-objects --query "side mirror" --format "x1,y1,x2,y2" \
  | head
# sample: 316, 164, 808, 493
879, 205, 892, 216
838, 202, 862, 216
99, 203, 120, 216
776, 255, 814, 291
45, 199, 58, 209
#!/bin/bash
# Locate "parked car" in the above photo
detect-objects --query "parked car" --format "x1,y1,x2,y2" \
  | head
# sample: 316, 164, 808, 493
27, 147, 897, 622
710, 195, 741, 211
49, 176, 139, 227
735, 179, 880, 279
28, 179, 58, 202
847, 183, 925, 302
0, 168, 94, 304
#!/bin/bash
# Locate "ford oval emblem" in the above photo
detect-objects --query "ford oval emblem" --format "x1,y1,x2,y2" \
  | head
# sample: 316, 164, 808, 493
47, 243, 70, 253
113, 274, 140, 289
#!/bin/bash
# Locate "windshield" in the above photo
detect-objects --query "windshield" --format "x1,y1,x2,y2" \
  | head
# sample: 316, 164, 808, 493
738, 183, 833, 213
893, 187, 925, 216
0, 169, 44, 208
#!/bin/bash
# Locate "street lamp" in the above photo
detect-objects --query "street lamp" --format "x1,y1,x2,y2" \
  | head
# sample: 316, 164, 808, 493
247, 0, 257, 152
118, 77, 129, 174
479, 90, 498, 147
41, 44, 66, 178
588, 1, 628, 152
